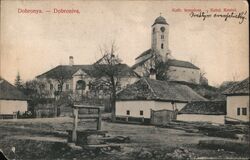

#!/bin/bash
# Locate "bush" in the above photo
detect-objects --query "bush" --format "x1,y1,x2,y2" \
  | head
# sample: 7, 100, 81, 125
17, 111, 33, 119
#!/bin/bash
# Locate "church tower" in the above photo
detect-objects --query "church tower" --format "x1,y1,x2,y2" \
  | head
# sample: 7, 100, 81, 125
151, 15, 171, 61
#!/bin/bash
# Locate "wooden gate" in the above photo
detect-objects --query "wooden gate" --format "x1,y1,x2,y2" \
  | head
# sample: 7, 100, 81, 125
150, 109, 177, 125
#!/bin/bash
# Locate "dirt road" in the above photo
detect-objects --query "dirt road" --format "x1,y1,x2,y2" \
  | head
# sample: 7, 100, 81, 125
0, 117, 247, 159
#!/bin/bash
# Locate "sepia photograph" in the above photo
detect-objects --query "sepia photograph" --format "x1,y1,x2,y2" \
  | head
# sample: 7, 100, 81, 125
0, 0, 249, 159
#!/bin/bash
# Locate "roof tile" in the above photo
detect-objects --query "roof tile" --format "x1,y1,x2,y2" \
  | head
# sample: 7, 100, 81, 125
117, 78, 206, 102
178, 101, 226, 115
0, 78, 27, 101
223, 77, 249, 95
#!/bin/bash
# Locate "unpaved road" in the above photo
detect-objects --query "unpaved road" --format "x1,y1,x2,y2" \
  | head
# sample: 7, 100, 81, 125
0, 117, 248, 159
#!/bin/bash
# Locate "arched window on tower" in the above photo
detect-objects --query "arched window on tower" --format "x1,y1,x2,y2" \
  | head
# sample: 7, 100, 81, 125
161, 35, 164, 39
161, 43, 164, 49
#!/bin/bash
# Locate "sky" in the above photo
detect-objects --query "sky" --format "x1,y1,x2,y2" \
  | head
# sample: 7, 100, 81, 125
0, 0, 249, 86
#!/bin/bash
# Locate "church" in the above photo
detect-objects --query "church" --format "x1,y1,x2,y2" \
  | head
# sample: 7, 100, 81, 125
132, 15, 201, 84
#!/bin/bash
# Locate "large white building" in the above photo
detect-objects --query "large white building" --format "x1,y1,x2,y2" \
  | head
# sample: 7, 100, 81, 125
223, 77, 249, 124
36, 56, 139, 99
132, 16, 201, 84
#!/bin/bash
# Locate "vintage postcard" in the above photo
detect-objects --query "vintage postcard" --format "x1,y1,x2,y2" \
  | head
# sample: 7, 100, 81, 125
0, 0, 249, 159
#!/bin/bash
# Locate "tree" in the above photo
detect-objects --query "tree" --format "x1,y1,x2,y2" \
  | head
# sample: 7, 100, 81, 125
46, 66, 69, 97
22, 79, 49, 100
141, 50, 170, 80
22, 79, 50, 116
93, 42, 122, 121
199, 68, 208, 85
14, 72, 23, 89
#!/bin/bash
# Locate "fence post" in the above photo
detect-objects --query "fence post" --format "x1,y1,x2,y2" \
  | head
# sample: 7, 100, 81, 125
150, 109, 153, 124
72, 106, 78, 142
97, 108, 102, 131
126, 116, 128, 122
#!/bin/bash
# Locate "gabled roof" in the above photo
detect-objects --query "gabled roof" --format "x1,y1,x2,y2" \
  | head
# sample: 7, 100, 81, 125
135, 49, 152, 60
0, 78, 28, 101
178, 101, 226, 115
133, 49, 199, 70
223, 77, 249, 95
168, 59, 200, 70
117, 78, 207, 102
36, 64, 139, 79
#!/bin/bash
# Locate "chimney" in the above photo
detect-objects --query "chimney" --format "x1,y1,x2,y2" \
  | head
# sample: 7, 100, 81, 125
69, 56, 74, 66
149, 68, 156, 80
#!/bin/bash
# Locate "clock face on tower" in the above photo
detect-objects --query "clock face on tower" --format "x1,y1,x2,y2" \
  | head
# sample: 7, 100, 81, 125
160, 27, 165, 32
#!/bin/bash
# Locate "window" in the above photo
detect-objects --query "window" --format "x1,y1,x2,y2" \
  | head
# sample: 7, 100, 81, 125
161, 35, 164, 39
242, 108, 247, 115
58, 84, 62, 91
66, 84, 69, 90
237, 108, 241, 115
126, 110, 130, 115
140, 110, 143, 116
76, 80, 86, 90
160, 26, 165, 32
50, 84, 53, 90
161, 43, 164, 49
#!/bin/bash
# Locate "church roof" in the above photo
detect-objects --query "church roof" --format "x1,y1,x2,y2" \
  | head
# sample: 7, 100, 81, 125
152, 16, 168, 26
223, 77, 249, 95
132, 49, 199, 70
135, 49, 152, 60
168, 59, 200, 69
178, 101, 226, 115
0, 77, 28, 101
36, 64, 139, 79
117, 78, 207, 102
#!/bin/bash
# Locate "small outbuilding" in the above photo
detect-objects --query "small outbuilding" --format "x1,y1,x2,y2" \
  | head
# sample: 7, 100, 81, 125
177, 101, 226, 124
223, 77, 249, 124
0, 78, 28, 118
115, 78, 206, 123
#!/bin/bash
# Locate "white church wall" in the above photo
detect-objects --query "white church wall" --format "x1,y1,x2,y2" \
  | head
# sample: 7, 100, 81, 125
151, 23, 170, 60
168, 66, 200, 84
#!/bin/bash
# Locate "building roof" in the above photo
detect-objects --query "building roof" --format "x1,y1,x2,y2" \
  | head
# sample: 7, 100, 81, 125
133, 49, 199, 70
178, 101, 226, 115
117, 78, 207, 102
0, 78, 28, 101
135, 49, 152, 60
152, 16, 168, 26
168, 59, 200, 69
223, 77, 249, 95
36, 64, 139, 79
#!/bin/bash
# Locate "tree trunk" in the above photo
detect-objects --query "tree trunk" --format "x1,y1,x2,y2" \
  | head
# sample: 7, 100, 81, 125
110, 77, 116, 122
111, 96, 116, 122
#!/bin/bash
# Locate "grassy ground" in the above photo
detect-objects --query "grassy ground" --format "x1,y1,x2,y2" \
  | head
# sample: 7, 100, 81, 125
0, 117, 249, 159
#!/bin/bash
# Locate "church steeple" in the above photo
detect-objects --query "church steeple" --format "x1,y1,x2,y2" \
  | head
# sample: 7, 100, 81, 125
151, 15, 171, 61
